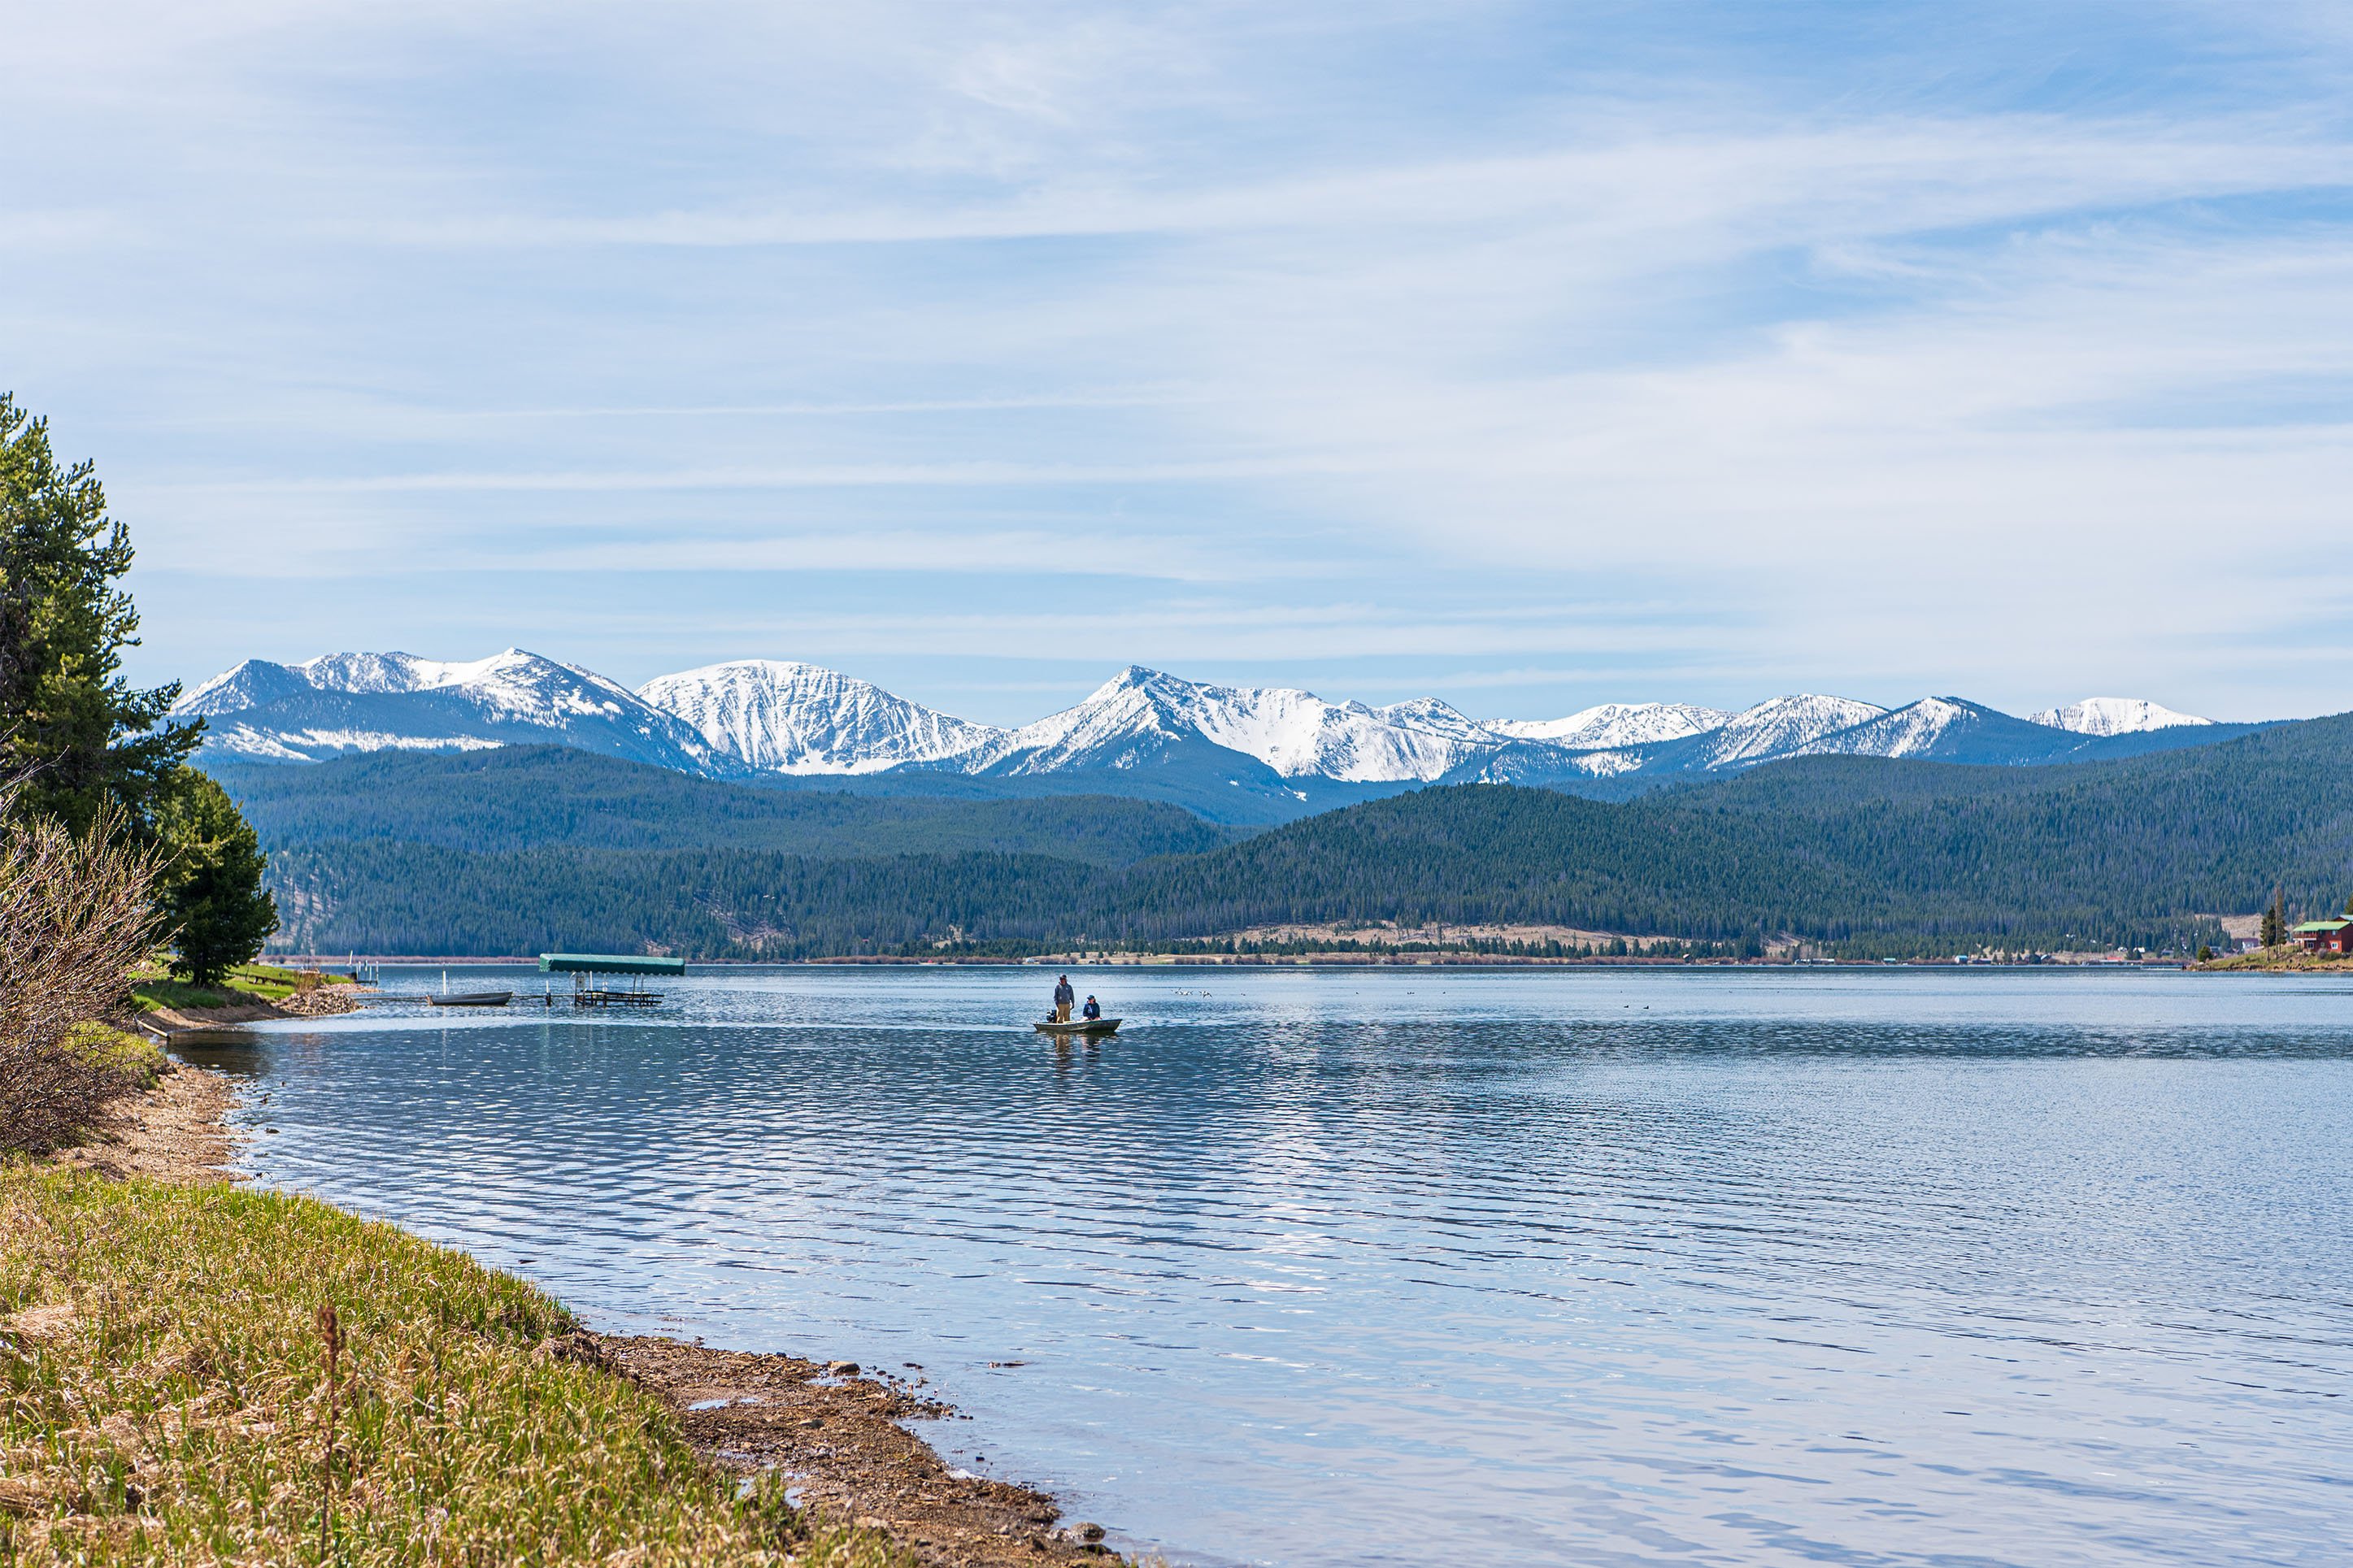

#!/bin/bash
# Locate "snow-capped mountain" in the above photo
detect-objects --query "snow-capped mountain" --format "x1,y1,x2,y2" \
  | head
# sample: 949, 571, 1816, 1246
1488, 702, 1733, 749
1664, 694, 1890, 771
180, 647, 2260, 823
176, 649, 731, 772
1522, 693, 1890, 780
2029, 697, 2214, 736
1790, 697, 1985, 761
638, 660, 1004, 774
1784, 697, 2104, 767
981, 667, 1505, 784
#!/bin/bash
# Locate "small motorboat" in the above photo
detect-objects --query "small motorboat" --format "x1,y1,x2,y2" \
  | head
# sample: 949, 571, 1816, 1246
1034, 1017, 1120, 1035
428, 991, 513, 1007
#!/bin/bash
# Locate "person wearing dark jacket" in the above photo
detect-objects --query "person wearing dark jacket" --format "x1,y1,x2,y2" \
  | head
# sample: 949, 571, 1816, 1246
1052, 975, 1075, 1023
1082, 995, 1102, 1021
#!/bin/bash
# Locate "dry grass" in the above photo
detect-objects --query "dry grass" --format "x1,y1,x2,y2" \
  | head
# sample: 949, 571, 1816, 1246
0, 1166, 911, 1566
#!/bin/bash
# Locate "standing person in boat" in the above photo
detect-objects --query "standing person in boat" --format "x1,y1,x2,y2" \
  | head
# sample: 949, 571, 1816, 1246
1052, 974, 1075, 1023
1082, 995, 1102, 1022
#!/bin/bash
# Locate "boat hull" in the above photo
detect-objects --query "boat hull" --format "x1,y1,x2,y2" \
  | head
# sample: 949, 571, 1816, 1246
1034, 1018, 1121, 1035
428, 992, 513, 1007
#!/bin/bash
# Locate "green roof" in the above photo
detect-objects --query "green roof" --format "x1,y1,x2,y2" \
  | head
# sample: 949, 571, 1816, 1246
537, 953, 687, 975
2290, 920, 2351, 933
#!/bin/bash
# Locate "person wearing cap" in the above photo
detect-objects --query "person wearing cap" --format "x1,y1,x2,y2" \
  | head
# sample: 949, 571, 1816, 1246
1052, 974, 1075, 1023
1081, 995, 1102, 1022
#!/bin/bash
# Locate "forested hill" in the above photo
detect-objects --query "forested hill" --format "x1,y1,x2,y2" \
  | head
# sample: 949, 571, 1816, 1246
208, 746, 1244, 863
1110, 710, 2353, 949
259, 712, 2353, 959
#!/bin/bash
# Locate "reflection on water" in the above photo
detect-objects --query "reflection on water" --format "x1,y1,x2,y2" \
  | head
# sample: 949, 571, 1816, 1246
195, 966, 2353, 1567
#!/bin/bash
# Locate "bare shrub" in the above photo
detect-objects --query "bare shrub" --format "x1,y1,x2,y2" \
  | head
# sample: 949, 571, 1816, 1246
0, 796, 163, 1153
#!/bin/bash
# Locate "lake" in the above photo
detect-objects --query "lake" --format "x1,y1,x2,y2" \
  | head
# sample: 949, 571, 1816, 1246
187, 965, 2353, 1566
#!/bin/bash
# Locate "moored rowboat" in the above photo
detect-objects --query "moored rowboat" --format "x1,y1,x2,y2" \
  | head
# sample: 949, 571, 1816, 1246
428, 991, 513, 1007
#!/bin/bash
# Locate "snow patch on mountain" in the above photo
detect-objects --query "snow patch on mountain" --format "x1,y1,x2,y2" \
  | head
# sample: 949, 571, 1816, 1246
1489, 702, 1734, 750
1685, 694, 1890, 769
184, 649, 656, 719
987, 667, 1503, 782
225, 727, 507, 759
2029, 697, 2214, 736
176, 649, 730, 771
637, 660, 1004, 774
1791, 696, 1976, 760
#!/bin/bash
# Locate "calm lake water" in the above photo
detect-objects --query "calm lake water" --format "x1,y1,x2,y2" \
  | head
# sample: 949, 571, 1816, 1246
189, 966, 2353, 1567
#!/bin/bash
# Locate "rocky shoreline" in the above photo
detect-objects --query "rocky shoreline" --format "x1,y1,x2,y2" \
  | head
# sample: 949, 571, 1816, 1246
63, 1058, 1120, 1567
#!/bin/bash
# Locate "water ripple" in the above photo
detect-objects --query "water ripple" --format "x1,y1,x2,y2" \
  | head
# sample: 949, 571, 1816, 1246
189, 966, 2353, 1567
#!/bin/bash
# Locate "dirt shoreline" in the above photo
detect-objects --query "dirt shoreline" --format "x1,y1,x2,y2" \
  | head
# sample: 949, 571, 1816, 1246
137, 985, 363, 1036
52, 1061, 239, 1182
63, 1058, 1119, 1567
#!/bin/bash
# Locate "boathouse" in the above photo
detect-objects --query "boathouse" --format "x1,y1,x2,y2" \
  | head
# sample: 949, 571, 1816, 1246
537, 951, 686, 1007
2290, 919, 2353, 955
537, 952, 687, 976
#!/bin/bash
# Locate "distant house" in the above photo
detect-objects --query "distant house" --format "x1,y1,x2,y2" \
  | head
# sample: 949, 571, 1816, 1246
2292, 919, 2353, 955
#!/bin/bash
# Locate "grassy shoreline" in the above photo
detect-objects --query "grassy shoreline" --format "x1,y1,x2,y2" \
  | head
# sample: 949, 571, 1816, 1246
0, 1164, 909, 1566
128, 962, 356, 1016
2190, 945, 2353, 971
3, 1066, 1125, 1567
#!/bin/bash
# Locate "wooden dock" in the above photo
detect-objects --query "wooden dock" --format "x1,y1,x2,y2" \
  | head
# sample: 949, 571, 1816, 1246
573, 988, 662, 1008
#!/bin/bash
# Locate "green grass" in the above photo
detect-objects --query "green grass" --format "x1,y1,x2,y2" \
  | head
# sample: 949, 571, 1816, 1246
54, 1024, 167, 1091
0, 1166, 909, 1566
125, 979, 233, 1012
128, 962, 355, 1014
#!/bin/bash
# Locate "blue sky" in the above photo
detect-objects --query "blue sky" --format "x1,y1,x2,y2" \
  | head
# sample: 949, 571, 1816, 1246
7, 1, 2353, 726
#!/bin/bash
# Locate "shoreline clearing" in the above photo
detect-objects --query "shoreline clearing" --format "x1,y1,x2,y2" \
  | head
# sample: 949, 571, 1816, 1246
23, 1057, 1124, 1567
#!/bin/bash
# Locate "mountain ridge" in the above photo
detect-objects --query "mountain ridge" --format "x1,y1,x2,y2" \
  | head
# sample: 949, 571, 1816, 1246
178, 648, 2256, 822
254, 710, 2353, 962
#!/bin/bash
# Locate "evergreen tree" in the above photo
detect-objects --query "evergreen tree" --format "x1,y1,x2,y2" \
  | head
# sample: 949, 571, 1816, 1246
0, 393, 202, 835
155, 768, 276, 985
2261, 889, 2286, 949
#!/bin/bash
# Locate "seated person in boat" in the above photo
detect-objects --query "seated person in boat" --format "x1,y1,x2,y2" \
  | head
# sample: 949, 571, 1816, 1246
1053, 975, 1075, 1023
1082, 995, 1102, 1021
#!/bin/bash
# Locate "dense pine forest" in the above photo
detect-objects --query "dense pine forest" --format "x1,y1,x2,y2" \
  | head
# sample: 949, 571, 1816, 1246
212, 747, 1244, 861
223, 711, 2353, 960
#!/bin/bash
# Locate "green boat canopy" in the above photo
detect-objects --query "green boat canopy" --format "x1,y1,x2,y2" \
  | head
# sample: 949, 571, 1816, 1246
537, 953, 687, 975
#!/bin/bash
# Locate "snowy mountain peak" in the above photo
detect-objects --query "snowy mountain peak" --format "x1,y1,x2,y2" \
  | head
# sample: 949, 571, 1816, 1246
1789, 695, 1977, 761
1072, 664, 1167, 703
176, 648, 728, 771
292, 650, 450, 694
176, 658, 317, 717
637, 659, 1004, 774
1697, 693, 1890, 769
1490, 702, 1735, 750
179, 646, 2256, 816
2029, 697, 2214, 736
994, 668, 1501, 783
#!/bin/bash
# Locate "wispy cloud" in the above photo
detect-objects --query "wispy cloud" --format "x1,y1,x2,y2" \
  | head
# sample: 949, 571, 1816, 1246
12, 1, 2353, 723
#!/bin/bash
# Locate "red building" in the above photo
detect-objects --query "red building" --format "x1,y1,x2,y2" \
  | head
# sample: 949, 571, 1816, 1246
2292, 919, 2353, 954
